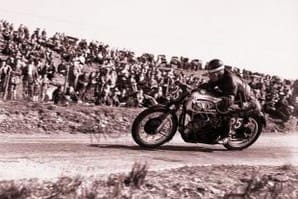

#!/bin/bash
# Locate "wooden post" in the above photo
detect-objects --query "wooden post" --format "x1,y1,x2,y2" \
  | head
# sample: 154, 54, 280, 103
64, 64, 70, 93
3, 70, 11, 101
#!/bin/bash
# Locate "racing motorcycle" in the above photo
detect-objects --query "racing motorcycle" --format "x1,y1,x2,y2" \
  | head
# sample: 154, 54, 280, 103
131, 83, 266, 150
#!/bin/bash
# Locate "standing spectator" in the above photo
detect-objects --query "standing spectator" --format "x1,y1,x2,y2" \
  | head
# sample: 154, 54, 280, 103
39, 76, 50, 102
10, 57, 23, 100
46, 60, 56, 81
23, 59, 38, 100
0, 60, 12, 100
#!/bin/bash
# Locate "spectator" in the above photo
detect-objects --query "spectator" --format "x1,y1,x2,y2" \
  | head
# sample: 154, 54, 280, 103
52, 85, 64, 105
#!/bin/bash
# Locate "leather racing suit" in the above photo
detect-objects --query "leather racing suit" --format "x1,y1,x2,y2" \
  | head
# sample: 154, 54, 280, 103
199, 69, 261, 112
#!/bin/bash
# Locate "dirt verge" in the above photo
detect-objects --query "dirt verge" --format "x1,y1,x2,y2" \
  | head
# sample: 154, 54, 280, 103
0, 101, 297, 135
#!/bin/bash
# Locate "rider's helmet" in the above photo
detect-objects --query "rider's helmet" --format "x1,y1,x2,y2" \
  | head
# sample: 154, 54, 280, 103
205, 59, 224, 73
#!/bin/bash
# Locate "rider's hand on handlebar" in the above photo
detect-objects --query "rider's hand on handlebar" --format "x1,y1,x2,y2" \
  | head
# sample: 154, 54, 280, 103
175, 81, 193, 92
217, 97, 233, 113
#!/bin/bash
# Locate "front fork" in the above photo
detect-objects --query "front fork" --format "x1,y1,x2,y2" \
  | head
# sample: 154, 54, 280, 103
154, 113, 172, 133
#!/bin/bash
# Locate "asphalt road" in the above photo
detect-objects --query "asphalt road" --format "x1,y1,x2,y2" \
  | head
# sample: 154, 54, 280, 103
0, 132, 297, 180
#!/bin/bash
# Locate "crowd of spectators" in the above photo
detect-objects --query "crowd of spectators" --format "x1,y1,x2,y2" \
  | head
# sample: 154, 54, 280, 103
0, 19, 297, 122
243, 71, 296, 121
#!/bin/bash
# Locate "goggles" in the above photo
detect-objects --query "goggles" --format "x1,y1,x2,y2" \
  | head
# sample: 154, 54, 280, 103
208, 65, 225, 74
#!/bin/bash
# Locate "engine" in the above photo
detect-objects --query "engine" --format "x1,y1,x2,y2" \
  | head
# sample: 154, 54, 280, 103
186, 113, 221, 133
181, 92, 225, 143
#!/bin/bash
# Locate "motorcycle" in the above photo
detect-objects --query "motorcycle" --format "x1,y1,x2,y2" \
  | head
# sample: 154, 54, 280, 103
131, 83, 266, 150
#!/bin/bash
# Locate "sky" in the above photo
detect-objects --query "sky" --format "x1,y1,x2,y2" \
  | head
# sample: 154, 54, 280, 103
0, 0, 297, 79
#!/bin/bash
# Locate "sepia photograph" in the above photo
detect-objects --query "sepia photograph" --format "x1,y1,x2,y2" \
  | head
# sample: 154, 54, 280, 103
0, 0, 297, 198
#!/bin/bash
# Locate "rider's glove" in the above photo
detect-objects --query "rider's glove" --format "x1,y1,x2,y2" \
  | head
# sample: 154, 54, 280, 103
242, 102, 250, 110
217, 96, 233, 112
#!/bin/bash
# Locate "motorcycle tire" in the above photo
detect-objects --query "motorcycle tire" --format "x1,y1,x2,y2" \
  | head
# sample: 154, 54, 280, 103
132, 107, 178, 148
223, 115, 263, 150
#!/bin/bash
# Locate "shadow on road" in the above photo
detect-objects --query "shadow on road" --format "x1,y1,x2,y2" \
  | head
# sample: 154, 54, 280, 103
89, 144, 227, 152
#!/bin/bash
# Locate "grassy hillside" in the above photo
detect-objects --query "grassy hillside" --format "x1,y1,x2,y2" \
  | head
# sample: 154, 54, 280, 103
0, 164, 297, 199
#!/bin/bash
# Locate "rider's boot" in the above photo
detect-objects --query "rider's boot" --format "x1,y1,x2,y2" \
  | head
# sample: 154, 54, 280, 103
217, 137, 229, 144
217, 119, 231, 144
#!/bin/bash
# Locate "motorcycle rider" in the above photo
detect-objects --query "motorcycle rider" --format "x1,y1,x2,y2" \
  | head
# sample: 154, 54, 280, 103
199, 59, 262, 144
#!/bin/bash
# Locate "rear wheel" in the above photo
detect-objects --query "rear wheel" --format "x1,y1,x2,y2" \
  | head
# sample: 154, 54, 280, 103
132, 108, 178, 148
224, 116, 262, 150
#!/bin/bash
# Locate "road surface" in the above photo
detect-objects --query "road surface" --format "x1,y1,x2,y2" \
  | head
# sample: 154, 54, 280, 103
0, 133, 297, 180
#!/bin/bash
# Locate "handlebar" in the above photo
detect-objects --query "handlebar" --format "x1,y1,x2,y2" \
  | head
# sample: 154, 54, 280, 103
175, 81, 193, 93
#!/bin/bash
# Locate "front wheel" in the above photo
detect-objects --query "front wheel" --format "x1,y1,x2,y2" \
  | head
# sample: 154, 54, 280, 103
224, 116, 263, 150
131, 107, 178, 148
